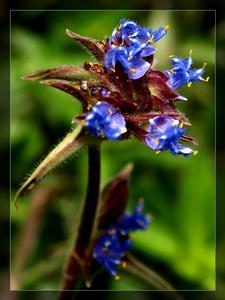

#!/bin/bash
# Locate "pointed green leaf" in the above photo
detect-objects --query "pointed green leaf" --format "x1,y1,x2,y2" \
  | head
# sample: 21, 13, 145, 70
66, 29, 105, 62
14, 125, 85, 207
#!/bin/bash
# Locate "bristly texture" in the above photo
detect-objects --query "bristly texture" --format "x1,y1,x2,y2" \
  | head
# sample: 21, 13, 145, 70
93, 201, 150, 277
23, 18, 209, 159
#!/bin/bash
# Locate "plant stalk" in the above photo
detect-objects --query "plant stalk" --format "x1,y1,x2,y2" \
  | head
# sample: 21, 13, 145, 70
59, 144, 101, 299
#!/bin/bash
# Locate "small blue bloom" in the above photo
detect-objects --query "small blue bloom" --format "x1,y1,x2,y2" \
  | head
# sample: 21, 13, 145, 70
151, 26, 168, 43
104, 46, 154, 80
105, 19, 168, 79
118, 201, 151, 234
165, 54, 209, 90
93, 201, 151, 276
84, 101, 127, 141
116, 19, 139, 43
111, 18, 168, 45
145, 116, 196, 156
93, 226, 132, 276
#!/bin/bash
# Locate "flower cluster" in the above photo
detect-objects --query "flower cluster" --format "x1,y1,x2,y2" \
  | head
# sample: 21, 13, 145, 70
93, 202, 151, 277
84, 103, 196, 155
104, 18, 168, 79
19, 19, 211, 289
27, 18, 209, 157
92, 226, 132, 277
145, 116, 197, 156
165, 52, 210, 90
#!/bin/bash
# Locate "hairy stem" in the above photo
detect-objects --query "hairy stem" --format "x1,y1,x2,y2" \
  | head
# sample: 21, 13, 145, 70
59, 144, 101, 299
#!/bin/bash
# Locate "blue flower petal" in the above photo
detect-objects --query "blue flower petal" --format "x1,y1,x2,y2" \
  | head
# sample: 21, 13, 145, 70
188, 67, 205, 81
127, 59, 150, 79
140, 45, 157, 57
165, 68, 189, 90
169, 142, 195, 156
104, 48, 117, 70
85, 101, 127, 141
105, 19, 167, 79
165, 55, 208, 90
145, 116, 195, 156
119, 202, 151, 234
93, 226, 132, 276
92, 200, 150, 276
170, 56, 192, 70
152, 26, 168, 42
104, 113, 127, 140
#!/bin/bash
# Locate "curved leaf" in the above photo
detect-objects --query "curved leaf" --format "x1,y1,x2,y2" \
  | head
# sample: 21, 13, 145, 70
66, 29, 106, 62
22, 65, 94, 82
14, 125, 85, 207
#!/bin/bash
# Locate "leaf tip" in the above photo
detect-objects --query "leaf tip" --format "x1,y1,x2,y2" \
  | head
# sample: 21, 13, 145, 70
65, 28, 73, 37
118, 162, 134, 179
13, 178, 37, 208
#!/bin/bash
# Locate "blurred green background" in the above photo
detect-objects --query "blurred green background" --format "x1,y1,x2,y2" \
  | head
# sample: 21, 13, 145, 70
10, 10, 215, 293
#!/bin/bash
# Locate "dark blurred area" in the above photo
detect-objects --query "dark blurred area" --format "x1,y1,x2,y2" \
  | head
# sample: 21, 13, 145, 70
0, 2, 224, 300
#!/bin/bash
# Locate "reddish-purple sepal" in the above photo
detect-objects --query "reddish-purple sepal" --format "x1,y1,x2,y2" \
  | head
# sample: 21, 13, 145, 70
132, 74, 153, 112
97, 163, 134, 230
39, 79, 93, 109
22, 65, 94, 81
125, 120, 149, 142
148, 70, 184, 113
66, 29, 106, 62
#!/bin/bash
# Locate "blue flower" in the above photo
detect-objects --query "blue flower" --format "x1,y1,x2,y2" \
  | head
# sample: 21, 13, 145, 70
105, 19, 168, 79
151, 26, 168, 43
93, 226, 132, 276
93, 201, 151, 276
104, 46, 153, 80
118, 201, 151, 234
110, 18, 168, 46
165, 54, 209, 90
84, 101, 127, 141
145, 116, 196, 156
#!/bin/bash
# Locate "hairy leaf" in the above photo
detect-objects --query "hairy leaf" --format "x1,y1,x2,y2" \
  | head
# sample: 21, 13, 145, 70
14, 125, 85, 207
22, 65, 95, 82
66, 29, 106, 62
